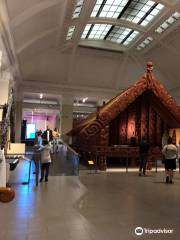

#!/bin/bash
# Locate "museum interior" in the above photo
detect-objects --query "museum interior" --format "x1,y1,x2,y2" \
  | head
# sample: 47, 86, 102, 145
0, 0, 180, 239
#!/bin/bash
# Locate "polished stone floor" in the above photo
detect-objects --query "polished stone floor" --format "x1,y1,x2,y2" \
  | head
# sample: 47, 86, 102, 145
1, 169, 180, 240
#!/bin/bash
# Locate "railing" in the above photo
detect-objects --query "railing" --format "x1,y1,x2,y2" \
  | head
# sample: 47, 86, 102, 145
51, 139, 80, 176
74, 145, 163, 172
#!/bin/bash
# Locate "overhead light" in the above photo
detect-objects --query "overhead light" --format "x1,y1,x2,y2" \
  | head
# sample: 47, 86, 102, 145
40, 93, 43, 99
82, 97, 88, 103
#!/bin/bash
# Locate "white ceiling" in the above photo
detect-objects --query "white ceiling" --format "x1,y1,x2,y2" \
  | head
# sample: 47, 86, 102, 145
0, 0, 180, 103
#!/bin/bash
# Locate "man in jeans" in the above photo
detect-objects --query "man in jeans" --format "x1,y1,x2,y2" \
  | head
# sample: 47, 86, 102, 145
139, 137, 149, 176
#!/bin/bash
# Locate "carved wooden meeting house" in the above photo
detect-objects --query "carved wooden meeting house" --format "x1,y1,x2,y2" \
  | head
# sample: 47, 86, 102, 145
69, 62, 180, 170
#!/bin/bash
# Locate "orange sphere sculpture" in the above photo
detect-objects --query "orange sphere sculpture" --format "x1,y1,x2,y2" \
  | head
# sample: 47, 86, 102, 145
0, 187, 15, 203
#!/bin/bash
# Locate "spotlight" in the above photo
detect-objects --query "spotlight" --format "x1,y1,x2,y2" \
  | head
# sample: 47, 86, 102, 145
82, 97, 88, 103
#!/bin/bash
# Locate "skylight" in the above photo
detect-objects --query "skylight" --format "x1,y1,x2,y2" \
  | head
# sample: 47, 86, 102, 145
81, 24, 139, 46
91, 0, 129, 18
121, 1, 164, 26
106, 26, 139, 45
81, 24, 92, 39
72, 0, 84, 19
123, 30, 139, 45
66, 26, 75, 40
155, 12, 180, 34
91, 0, 164, 26
137, 36, 153, 50
88, 24, 112, 39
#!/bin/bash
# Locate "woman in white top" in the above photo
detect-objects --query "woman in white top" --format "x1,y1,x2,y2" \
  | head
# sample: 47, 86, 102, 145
177, 140, 180, 166
162, 136, 178, 184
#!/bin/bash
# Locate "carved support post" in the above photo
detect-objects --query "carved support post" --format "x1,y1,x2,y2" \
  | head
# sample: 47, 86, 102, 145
149, 106, 156, 145
135, 98, 141, 145
119, 111, 127, 145
140, 97, 148, 140
127, 104, 136, 144
156, 114, 162, 146
99, 155, 107, 171
100, 125, 109, 146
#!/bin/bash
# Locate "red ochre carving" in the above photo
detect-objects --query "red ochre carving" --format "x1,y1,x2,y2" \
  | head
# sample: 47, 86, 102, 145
69, 62, 180, 140
0, 187, 15, 203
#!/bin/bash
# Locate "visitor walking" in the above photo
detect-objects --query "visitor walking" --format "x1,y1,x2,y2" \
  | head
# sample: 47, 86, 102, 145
162, 136, 177, 184
139, 137, 149, 176
39, 140, 52, 182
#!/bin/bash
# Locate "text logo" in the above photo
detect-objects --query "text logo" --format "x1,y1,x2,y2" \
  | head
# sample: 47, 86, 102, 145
135, 227, 144, 236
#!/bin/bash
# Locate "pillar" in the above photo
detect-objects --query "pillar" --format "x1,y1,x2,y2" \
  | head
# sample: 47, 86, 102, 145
60, 95, 74, 144
0, 75, 10, 187
15, 91, 23, 142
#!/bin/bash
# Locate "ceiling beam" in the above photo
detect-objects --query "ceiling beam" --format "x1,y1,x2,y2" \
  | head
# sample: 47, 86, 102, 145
154, 0, 179, 7
0, 0, 22, 82
16, 28, 59, 54
20, 80, 118, 100
89, 18, 145, 33
79, 39, 126, 52
10, 0, 60, 29
65, 0, 98, 83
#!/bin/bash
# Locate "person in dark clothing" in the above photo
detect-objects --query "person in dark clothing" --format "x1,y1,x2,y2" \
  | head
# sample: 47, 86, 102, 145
139, 137, 149, 176
42, 126, 53, 142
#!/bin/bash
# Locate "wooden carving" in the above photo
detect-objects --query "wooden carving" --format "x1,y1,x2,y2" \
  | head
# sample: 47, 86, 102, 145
148, 105, 156, 145
71, 62, 180, 140
0, 187, 15, 203
135, 98, 141, 144
156, 114, 162, 146
127, 104, 136, 144
140, 97, 148, 139
119, 111, 127, 145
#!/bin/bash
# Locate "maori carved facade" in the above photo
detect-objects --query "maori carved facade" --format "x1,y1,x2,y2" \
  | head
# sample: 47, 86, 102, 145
108, 92, 168, 147
70, 63, 180, 170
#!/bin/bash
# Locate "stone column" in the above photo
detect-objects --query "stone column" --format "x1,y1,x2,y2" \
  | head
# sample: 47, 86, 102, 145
60, 95, 74, 144
15, 91, 23, 142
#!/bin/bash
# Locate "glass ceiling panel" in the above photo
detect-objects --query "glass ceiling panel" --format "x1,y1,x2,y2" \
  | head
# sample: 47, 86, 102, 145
72, 0, 84, 19
155, 12, 180, 34
136, 36, 153, 50
107, 26, 131, 43
121, 0, 164, 26
123, 30, 139, 45
88, 24, 112, 39
66, 26, 75, 40
81, 24, 139, 46
91, 0, 164, 26
81, 24, 92, 39
91, 0, 129, 18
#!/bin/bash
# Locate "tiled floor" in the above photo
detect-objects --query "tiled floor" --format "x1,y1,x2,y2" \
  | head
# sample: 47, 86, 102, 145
1, 170, 180, 240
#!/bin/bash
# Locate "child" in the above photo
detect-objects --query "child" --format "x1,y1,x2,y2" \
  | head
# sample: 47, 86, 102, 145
39, 140, 52, 182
